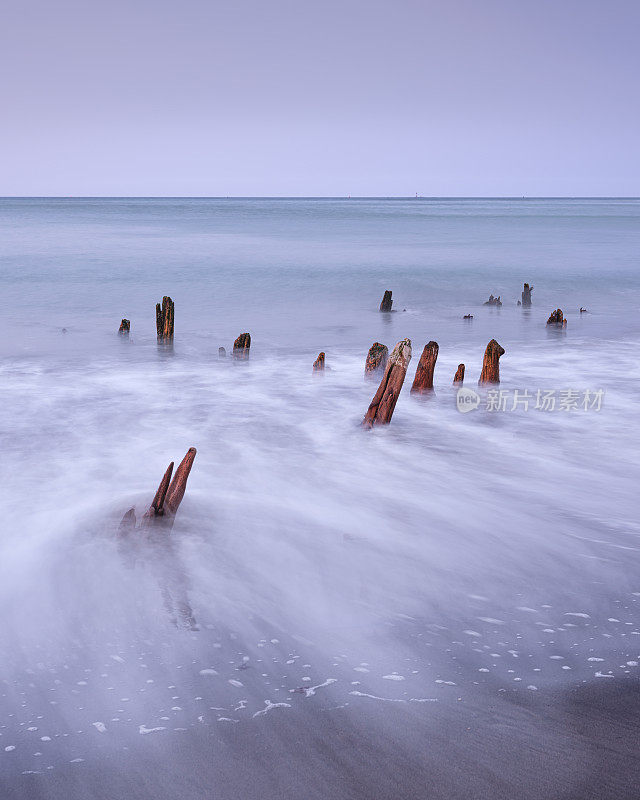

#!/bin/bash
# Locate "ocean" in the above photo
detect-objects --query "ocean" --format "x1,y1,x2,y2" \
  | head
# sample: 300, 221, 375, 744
1, 198, 639, 799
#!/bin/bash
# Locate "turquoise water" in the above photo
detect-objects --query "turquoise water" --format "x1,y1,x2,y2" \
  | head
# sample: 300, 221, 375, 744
1, 198, 639, 791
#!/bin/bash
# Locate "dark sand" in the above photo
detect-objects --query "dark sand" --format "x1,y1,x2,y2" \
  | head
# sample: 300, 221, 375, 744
3, 678, 639, 800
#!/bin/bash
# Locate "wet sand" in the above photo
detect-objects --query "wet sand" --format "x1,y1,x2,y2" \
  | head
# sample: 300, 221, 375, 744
3, 678, 639, 800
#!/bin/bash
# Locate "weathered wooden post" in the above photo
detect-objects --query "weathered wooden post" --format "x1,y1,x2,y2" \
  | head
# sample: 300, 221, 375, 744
547, 309, 567, 326
138, 447, 197, 531
453, 364, 465, 384
521, 283, 533, 306
365, 342, 388, 378
156, 296, 174, 342
478, 339, 505, 385
119, 447, 197, 534
379, 290, 393, 312
484, 294, 502, 306
410, 341, 439, 394
233, 332, 251, 360
362, 338, 412, 428
313, 352, 325, 372
118, 319, 130, 336
119, 447, 197, 629
218, 346, 226, 358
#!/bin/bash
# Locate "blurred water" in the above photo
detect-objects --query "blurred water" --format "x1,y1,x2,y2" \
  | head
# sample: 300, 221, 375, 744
1, 198, 639, 794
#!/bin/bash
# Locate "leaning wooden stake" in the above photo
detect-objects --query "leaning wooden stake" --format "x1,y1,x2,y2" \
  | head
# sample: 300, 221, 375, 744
453, 364, 465, 384
156, 296, 174, 342
313, 352, 325, 372
118, 448, 197, 629
379, 290, 393, 312
365, 342, 388, 378
164, 448, 197, 517
547, 309, 567, 326
138, 448, 197, 524
521, 283, 533, 307
119, 319, 130, 335
233, 332, 251, 360
410, 341, 439, 394
478, 340, 505, 385
143, 462, 174, 522
362, 338, 412, 428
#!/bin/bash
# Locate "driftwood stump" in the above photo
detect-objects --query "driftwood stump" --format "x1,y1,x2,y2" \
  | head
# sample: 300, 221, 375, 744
218, 347, 226, 358
313, 352, 325, 372
365, 342, 388, 378
453, 364, 465, 385
484, 295, 502, 306
156, 296, 174, 342
139, 447, 197, 527
547, 309, 567, 326
119, 319, 130, 335
362, 338, 412, 428
478, 339, 505, 385
522, 283, 533, 307
119, 447, 197, 628
233, 332, 251, 360
410, 341, 439, 394
380, 290, 393, 312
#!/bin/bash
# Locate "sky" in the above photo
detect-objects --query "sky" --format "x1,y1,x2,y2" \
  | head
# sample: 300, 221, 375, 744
1, 0, 638, 196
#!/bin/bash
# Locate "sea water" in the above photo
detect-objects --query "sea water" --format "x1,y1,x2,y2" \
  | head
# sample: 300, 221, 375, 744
1, 198, 639, 794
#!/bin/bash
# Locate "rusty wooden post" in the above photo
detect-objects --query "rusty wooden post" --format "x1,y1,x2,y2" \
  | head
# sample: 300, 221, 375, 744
478, 339, 505, 385
156, 296, 174, 342
141, 448, 197, 525
547, 309, 566, 326
362, 338, 412, 428
313, 352, 325, 372
453, 364, 465, 385
379, 290, 393, 312
410, 341, 439, 394
365, 342, 388, 378
164, 448, 197, 517
233, 332, 251, 360
119, 319, 130, 335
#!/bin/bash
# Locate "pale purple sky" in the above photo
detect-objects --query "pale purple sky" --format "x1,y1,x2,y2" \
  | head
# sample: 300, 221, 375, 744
1, 0, 638, 196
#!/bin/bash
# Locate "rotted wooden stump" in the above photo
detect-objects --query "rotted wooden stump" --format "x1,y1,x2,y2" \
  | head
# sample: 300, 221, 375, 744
233, 332, 251, 360
547, 309, 567, 326
156, 296, 174, 342
379, 290, 393, 312
453, 364, 465, 385
313, 352, 325, 372
478, 339, 505, 385
522, 283, 533, 307
119, 447, 197, 628
364, 342, 388, 378
484, 295, 502, 306
118, 319, 130, 336
410, 341, 439, 394
140, 447, 197, 526
362, 338, 412, 428
219, 346, 226, 358
119, 447, 197, 538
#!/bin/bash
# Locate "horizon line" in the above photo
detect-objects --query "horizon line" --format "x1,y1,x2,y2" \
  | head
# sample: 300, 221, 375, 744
0, 195, 639, 201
